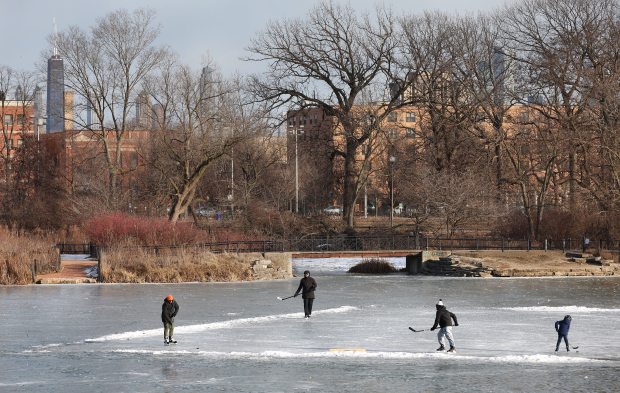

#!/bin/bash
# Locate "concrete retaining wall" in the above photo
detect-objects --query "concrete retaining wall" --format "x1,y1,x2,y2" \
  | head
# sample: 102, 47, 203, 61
406, 250, 453, 275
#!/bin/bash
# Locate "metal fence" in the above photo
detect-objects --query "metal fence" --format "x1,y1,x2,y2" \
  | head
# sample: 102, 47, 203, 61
147, 240, 284, 254
82, 240, 283, 256
57, 243, 98, 257
57, 236, 620, 257
284, 235, 620, 254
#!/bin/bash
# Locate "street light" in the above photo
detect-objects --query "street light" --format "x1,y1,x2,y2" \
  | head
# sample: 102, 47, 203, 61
389, 154, 396, 228
363, 144, 371, 219
220, 124, 234, 216
230, 129, 235, 216
289, 123, 304, 213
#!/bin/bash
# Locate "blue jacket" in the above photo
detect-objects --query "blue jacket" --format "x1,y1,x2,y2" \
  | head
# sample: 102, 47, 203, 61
555, 316, 571, 336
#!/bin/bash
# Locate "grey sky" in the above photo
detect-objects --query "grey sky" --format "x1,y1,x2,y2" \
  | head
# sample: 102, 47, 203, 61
3, 0, 513, 75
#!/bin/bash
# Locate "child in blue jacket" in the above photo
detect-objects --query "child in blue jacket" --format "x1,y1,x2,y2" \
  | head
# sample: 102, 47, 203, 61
555, 315, 572, 352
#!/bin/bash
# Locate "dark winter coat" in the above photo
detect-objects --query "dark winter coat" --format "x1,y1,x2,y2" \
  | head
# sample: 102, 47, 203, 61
295, 276, 317, 299
555, 316, 571, 336
161, 299, 179, 324
431, 305, 458, 329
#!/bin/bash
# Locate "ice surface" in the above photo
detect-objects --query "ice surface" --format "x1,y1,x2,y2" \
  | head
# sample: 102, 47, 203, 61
499, 306, 620, 313
0, 256, 619, 392
86, 306, 360, 342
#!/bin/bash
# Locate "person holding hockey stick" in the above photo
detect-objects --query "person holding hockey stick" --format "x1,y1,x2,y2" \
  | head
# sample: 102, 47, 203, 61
430, 299, 459, 353
555, 315, 572, 352
294, 270, 317, 318
162, 294, 180, 345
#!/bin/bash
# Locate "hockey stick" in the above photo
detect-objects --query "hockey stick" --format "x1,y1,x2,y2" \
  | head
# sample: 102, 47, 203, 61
408, 327, 425, 332
277, 295, 295, 301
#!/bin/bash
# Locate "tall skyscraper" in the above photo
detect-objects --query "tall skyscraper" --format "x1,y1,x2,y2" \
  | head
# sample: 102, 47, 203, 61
33, 85, 44, 139
64, 90, 74, 130
135, 90, 151, 129
86, 100, 92, 128
46, 53, 65, 133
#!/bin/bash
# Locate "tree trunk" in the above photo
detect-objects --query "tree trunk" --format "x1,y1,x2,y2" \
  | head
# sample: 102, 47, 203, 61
494, 142, 503, 197
518, 182, 534, 240
342, 138, 359, 229
568, 148, 576, 209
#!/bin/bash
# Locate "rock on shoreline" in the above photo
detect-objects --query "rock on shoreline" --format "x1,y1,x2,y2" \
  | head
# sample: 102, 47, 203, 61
420, 250, 620, 277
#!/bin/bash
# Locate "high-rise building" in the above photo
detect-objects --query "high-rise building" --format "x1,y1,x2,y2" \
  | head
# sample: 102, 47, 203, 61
151, 103, 164, 129
46, 53, 65, 133
135, 90, 152, 129
33, 85, 44, 138
64, 91, 74, 130
85, 100, 92, 128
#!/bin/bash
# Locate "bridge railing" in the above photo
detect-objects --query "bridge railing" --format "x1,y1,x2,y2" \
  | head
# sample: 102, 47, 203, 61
284, 236, 620, 255
57, 237, 620, 258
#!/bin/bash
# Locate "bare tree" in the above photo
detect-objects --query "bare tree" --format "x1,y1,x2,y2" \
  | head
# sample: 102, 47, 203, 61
453, 13, 520, 198
0, 67, 38, 187
399, 12, 481, 174
54, 8, 168, 208
568, 0, 620, 211
502, 0, 611, 210
414, 167, 494, 237
143, 60, 257, 223
246, 1, 417, 228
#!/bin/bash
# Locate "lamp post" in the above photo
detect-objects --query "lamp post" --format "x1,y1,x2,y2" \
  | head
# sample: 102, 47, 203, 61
363, 144, 371, 219
222, 124, 234, 216
289, 124, 304, 213
364, 182, 368, 219
230, 145, 234, 213
389, 154, 396, 228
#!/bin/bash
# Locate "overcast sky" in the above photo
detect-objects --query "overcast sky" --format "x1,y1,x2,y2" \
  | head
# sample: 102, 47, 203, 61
3, 0, 514, 76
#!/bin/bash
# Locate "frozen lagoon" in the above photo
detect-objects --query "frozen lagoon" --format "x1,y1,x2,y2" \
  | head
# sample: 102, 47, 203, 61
1, 257, 619, 392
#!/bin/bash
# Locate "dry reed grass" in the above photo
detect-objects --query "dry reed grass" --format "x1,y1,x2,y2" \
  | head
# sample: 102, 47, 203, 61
0, 227, 59, 285
100, 244, 258, 283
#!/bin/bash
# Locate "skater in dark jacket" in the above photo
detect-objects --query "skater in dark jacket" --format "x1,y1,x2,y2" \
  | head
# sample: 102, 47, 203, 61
430, 299, 459, 353
294, 270, 317, 318
555, 315, 572, 352
161, 294, 179, 344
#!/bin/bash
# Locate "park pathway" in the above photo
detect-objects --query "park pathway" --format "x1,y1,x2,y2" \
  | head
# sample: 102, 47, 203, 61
36, 255, 97, 284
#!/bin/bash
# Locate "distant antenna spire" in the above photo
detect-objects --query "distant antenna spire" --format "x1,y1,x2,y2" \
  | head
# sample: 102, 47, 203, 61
53, 17, 58, 56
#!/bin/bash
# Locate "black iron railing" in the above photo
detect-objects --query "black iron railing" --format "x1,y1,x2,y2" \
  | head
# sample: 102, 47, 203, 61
57, 243, 99, 257
57, 237, 620, 256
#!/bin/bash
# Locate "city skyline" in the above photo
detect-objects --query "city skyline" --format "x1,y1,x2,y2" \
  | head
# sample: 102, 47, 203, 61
4, 0, 514, 76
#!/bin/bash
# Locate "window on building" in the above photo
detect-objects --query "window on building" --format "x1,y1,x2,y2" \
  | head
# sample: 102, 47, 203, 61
405, 112, 416, 122
406, 127, 415, 137
16, 114, 25, 126
387, 112, 397, 122
387, 128, 396, 138
3, 114, 13, 125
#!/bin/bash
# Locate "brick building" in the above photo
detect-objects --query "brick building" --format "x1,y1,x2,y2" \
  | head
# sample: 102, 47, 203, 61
0, 99, 35, 160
